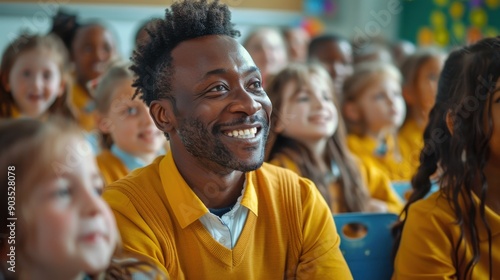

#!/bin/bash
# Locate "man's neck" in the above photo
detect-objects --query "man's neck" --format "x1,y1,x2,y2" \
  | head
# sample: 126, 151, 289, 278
172, 149, 246, 209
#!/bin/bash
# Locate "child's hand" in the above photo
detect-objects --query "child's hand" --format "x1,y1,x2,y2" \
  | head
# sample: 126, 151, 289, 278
366, 198, 389, 213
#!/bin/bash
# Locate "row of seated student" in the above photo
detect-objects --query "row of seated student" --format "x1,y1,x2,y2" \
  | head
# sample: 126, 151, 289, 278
0, 0, 498, 278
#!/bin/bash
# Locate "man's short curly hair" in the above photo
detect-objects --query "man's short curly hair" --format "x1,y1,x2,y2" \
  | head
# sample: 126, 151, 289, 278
131, 0, 240, 106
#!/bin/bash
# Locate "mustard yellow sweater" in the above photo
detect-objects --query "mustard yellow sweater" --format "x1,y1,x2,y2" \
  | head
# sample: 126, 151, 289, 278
96, 150, 129, 186
71, 82, 95, 131
347, 134, 415, 181
103, 153, 352, 279
394, 191, 500, 279
269, 154, 403, 214
397, 119, 424, 178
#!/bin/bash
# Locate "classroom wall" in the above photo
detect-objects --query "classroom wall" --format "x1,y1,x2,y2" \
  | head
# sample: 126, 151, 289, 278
0, 1, 302, 58
0, 1, 401, 59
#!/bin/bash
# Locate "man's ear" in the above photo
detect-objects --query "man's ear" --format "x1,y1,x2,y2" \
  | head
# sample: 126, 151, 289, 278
342, 101, 361, 123
446, 110, 454, 136
150, 99, 176, 135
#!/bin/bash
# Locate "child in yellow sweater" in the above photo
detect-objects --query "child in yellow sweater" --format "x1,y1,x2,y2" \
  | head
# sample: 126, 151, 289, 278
0, 33, 75, 120
94, 63, 165, 185
0, 118, 165, 279
342, 61, 412, 182
398, 48, 445, 173
266, 63, 402, 214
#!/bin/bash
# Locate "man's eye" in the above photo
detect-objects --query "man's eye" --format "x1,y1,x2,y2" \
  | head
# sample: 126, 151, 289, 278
249, 81, 262, 89
209, 85, 227, 92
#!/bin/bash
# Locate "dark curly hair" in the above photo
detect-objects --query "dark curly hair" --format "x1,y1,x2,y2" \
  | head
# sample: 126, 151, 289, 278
130, 0, 240, 107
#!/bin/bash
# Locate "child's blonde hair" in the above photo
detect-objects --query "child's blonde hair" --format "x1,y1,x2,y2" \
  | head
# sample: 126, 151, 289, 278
94, 62, 136, 149
342, 61, 402, 135
0, 33, 75, 119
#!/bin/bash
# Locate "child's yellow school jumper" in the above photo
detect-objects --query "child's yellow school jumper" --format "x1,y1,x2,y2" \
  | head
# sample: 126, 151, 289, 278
397, 119, 424, 177
71, 82, 96, 131
347, 134, 415, 182
103, 152, 353, 280
269, 153, 403, 214
96, 150, 128, 186
393, 191, 500, 279
97, 145, 149, 186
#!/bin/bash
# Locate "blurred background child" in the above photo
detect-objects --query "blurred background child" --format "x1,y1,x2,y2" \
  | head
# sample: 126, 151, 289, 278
0, 33, 74, 120
94, 63, 165, 186
392, 36, 500, 280
0, 118, 165, 279
342, 62, 412, 182
398, 48, 446, 170
266, 63, 402, 214
51, 11, 118, 131
243, 27, 288, 85
282, 27, 310, 63
308, 34, 353, 96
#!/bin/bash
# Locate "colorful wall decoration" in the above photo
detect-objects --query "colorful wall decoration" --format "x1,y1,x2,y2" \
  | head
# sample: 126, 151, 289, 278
399, 0, 500, 47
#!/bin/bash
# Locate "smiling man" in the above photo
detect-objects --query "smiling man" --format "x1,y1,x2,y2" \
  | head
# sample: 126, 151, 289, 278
102, 0, 352, 279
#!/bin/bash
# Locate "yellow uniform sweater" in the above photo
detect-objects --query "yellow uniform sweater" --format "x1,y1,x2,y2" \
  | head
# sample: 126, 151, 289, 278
269, 154, 403, 214
397, 119, 424, 178
347, 134, 414, 181
103, 153, 353, 279
71, 82, 96, 131
393, 191, 500, 279
96, 150, 129, 186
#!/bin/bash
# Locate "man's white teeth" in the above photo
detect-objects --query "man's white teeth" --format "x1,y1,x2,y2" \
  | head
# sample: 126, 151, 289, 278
225, 127, 258, 138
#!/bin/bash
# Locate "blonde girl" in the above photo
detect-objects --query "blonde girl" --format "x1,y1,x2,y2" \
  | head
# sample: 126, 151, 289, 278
342, 62, 412, 182
266, 63, 402, 214
0, 117, 165, 279
94, 63, 165, 185
0, 33, 74, 120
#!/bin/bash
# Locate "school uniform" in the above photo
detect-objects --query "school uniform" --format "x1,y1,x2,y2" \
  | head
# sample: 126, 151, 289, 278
103, 152, 353, 279
347, 134, 415, 182
97, 145, 146, 186
269, 153, 403, 214
394, 191, 500, 279
71, 82, 96, 131
398, 119, 424, 178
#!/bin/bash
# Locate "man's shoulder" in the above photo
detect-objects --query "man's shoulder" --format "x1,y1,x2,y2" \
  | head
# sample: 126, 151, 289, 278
257, 162, 304, 182
256, 163, 317, 195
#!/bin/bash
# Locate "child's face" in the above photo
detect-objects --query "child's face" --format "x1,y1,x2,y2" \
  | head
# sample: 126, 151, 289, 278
72, 25, 115, 84
414, 57, 444, 115
103, 79, 165, 157
7, 49, 63, 118
278, 74, 338, 142
245, 30, 287, 79
356, 74, 402, 133
24, 138, 117, 276
313, 40, 353, 88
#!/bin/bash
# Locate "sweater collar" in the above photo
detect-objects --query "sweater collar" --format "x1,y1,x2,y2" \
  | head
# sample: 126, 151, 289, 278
159, 152, 258, 229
